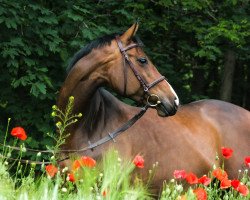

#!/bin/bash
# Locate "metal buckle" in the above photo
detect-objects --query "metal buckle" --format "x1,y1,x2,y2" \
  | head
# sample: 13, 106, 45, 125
108, 132, 116, 143
146, 94, 161, 107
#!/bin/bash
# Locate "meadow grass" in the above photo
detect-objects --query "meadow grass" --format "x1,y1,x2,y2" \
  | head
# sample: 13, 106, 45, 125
0, 150, 153, 200
0, 149, 249, 200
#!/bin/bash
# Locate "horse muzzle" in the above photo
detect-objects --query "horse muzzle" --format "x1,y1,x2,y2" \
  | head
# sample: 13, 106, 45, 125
156, 101, 178, 117
146, 94, 178, 117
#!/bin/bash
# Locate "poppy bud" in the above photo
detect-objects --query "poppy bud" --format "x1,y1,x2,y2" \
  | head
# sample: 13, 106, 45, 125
52, 105, 57, 110
56, 121, 62, 128
51, 112, 56, 117
69, 96, 74, 103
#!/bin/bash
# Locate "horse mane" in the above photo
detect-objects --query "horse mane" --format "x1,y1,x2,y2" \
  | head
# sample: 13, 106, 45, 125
67, 34, 143, 73
67, 33, 117, 72
83, 88, 122, 134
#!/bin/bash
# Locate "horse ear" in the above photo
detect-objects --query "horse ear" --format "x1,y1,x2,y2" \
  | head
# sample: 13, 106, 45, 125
120, 23, 139, 45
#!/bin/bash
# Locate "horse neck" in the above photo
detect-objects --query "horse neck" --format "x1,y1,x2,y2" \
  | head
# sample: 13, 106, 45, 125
57, 52, 106, 114
57, 52, 136, 136
57, 50, 140, 145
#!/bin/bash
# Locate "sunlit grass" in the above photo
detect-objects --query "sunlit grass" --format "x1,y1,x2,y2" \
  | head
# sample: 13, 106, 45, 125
0, 150, 153, 200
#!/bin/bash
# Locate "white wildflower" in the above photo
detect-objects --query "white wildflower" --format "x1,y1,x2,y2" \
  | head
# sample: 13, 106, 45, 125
21, 146, 27, 153
62, 167, 68, 173
212, 164, 217, 169
176, 184, 183, 192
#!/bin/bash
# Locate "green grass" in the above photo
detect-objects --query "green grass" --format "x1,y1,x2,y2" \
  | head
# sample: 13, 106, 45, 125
0, 150, 153, 200
0, 150, 249, 200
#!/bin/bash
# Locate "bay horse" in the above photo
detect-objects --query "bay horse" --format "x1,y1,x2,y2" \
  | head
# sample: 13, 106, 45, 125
57, 23, 250, 194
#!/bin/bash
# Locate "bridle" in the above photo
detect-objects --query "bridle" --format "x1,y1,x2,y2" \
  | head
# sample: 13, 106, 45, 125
116, 36, 166, 107
1, 36, 167, 165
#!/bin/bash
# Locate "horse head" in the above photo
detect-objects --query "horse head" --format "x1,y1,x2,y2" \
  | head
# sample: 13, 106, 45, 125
103, 23, 179, 116
60, 23, 179, 117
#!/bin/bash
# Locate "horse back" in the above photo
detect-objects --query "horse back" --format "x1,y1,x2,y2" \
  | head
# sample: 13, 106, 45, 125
184, 99, 250, 177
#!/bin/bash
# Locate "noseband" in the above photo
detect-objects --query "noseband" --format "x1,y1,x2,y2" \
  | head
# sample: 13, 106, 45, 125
116, 36, 165, 107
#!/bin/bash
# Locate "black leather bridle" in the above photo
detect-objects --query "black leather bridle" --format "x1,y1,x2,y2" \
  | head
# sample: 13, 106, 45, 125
1, 36, 168, 165
116, 36, 166, 107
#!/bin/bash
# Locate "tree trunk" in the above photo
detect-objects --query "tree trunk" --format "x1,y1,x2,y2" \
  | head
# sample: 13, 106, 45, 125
191, 65, 205, 96
219, 49, 236, 102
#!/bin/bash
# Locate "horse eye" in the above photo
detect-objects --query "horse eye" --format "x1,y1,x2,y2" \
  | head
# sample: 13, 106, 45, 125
137, 57, 148, 65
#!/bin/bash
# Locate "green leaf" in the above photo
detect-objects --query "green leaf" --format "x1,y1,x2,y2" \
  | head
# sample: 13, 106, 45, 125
36, 82, 47, 95
2, 48, 19, 59
24, 58, 36, 67
5, 18, 17, 29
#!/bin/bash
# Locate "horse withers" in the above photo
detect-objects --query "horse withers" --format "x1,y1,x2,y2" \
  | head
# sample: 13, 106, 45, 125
57, 23, 250, 194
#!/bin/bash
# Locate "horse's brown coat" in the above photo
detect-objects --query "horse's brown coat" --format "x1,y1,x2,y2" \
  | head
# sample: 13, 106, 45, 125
57, 24, 250, 193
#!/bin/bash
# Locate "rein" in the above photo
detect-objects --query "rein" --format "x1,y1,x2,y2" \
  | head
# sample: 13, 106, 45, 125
2, 36, 166, 165
1, 105, 149, 165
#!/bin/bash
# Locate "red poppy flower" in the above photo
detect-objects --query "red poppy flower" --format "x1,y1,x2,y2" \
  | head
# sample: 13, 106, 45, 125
220, 178, 231, 189
11, 127, 27, 140
231, 179, 240, 190
185, 172, 198, 184
212, 168, 228, 181
193, 188, 207, 200
173, 170, 187, 179
45, 164, 58, 178
221, 147, 233, 159
133, 155, 144, 168
81, 156, 96, 168
102, 190, 107, 197
72, 159, 82, 171
237, 184, 249, 196
67, 173, 75, 182
198, 175, 211, 186
244, 156, 250, 168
